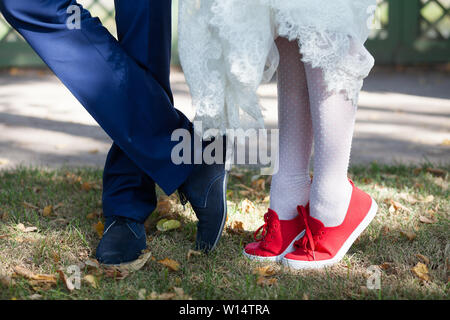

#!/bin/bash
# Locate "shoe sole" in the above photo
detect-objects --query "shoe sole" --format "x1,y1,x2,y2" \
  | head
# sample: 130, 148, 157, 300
242, 230, 305, 263
207, 171, 229, 252
282, 197, 378, 270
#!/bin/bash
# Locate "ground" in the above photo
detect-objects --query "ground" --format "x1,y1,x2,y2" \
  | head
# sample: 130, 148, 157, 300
0, 66, 449, 168
0, 164, 448, 300
0, 66, 449, 300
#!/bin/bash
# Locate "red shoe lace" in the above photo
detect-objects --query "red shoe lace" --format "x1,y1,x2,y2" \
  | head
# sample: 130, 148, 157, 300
293, 205, 325, 261
253, 211, 277, 245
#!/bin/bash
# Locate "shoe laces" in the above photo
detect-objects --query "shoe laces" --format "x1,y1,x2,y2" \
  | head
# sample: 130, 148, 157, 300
253, 211, 278, 245
293, 205, 325, 261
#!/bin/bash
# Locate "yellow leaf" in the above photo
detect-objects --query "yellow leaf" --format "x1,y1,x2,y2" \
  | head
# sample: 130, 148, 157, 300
256, 276, 277, 286
81, 182, 93, 191
158, 258, 180, 272
230, 220, 245, 234
412, 262, 430, 281
42, 205, 53, 217
156, 219, 181, 232
400, 230, 416, 241
83, 275, 98, 289
253, 266, 277, 277
94, 221, 104, 237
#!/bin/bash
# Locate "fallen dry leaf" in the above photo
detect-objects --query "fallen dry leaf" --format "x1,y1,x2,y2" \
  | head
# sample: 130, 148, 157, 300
84, 258, 100, 269
426, 167, 447, 178
86, 212, 99, 220
230, 172, 244, 180
14, 266, 57, 284
386, 199, 411, 214
81, 182, 98, 191
230, 220, 245, 234
251, 178, 266, 191
104, 267, 129, 280
158, 258, 180, 272
16, 223, 38, 233
187, 249, 202, 261
412, 262, 430, 281
420, 195, 434, 203
256, 276, 277, 286
156, 219, 181, 232
42, 205, 53, 217
57, 270, 75, 292
148, 291, 176, 300
399, 193, 418, 204
115, 251, 152, 273
148, 287, 192, 300
253, 265, 277, 277
0, 275, 15, 287
240, 199, 256, 214
83, 275, 98, 289
94, 221, 104, 237
416, 254, 430, 265
23, 202, 39, 210
156, 197, 173, 215
400, 230, 417, 241
419, 215, 436, 224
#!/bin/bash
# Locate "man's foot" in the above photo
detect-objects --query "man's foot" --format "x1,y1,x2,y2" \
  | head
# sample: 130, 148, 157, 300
178, 135, 228, 253
178, 161, 228, 253
95, 216, 146, 265
243, 207, 306, 262
282, 180, 377, 270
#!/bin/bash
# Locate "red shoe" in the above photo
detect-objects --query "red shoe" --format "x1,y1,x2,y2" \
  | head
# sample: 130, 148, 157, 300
282, 181, 377, 269
243, 206, 307, 262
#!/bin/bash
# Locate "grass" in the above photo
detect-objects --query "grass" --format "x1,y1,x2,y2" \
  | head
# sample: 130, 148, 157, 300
0, 163, 449, 300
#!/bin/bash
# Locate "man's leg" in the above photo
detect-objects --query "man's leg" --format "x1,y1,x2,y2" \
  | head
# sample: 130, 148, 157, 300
102, 0, 175, 223
0, 0, 193, 198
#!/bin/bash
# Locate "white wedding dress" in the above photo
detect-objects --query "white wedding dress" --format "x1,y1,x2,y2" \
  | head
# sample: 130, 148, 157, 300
178, 0, 376, 135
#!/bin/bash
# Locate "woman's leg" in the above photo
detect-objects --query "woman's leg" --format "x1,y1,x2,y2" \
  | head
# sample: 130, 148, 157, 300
305, 65, 356, 227
270, 37, 313, 220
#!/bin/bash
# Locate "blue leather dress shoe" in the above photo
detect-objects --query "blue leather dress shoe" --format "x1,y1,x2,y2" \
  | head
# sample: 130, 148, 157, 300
178, 137, 229, 253
95, 216, 146, 265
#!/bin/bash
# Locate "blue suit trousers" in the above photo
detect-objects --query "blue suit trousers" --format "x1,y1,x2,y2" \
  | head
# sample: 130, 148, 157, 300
0, 0, 193, 223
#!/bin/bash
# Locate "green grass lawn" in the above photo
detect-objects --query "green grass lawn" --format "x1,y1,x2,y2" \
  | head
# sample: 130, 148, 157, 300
0, 163, 448, 300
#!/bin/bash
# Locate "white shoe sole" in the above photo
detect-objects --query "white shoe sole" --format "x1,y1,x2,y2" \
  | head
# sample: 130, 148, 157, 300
242, 230, 305, 263
282, 197, 378, 270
